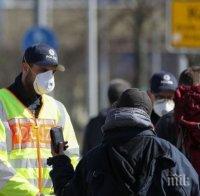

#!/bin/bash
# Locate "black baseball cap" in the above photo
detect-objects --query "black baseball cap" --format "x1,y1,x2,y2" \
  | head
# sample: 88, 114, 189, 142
23, 43, 65, 72
150, 71, 178, 94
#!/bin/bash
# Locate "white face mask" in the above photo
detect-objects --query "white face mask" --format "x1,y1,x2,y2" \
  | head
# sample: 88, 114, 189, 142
33, 70, 55, 95
153, 99, 175, 117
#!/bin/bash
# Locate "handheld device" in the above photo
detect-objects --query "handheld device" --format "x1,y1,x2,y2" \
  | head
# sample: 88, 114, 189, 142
50, 127, 64, 154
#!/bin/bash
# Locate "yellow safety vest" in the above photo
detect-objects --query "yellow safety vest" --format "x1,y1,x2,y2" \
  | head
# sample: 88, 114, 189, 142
0, 88, 79, 195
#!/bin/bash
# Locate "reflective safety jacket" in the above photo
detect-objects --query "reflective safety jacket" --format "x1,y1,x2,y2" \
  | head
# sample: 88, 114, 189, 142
0, 88, 79, 195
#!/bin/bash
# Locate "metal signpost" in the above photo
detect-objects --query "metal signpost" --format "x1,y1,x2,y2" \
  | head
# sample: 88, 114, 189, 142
88, 0, 98, 117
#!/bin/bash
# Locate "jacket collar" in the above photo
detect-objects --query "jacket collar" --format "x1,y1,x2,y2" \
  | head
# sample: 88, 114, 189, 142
102, 107, 154, 133
8, 73, 41, 107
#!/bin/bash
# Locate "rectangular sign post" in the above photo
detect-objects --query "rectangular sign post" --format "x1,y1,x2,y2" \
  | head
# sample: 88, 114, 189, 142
168, 0, 200, 50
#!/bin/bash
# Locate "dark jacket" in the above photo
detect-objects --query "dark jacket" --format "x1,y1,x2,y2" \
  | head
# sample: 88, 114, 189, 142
82, 109, 107, 156
49, 108, 200, 196
155, 111, 178, 146
150, 110, 160, 126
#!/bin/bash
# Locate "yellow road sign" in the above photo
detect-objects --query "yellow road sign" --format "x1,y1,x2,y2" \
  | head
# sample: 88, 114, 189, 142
171, 0, 200, 49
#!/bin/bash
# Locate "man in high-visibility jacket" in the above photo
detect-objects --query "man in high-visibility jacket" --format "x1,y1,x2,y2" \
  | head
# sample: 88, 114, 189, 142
0, 43, 79, 195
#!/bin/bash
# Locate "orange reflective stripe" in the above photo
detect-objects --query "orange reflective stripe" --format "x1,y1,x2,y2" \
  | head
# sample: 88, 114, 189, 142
8, 118, 55, 149
9, 122, 32, 145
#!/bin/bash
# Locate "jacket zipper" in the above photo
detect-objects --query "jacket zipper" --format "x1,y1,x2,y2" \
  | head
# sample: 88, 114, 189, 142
34, 121, 43, 194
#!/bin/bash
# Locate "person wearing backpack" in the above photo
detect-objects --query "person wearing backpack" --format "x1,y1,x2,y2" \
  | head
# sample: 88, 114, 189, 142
48, 88, 199, 196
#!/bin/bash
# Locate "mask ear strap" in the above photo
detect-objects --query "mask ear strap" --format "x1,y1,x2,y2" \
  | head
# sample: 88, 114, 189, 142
23, 55, 29, 67
23, 55, 36, 76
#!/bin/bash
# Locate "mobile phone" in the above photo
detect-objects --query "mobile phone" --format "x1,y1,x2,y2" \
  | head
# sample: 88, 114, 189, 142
50, 127, 64, 154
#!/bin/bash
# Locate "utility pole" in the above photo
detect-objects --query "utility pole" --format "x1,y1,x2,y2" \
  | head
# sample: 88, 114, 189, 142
178, 54, 188, 74
151, 4, 162, 75
34, 0, 53, 26
99, 8, 110, 110
0, 0, 5, 42
88, 0, 98, 117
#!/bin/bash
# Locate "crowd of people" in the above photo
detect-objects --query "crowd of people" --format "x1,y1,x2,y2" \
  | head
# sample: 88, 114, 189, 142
0, 43, 199, 196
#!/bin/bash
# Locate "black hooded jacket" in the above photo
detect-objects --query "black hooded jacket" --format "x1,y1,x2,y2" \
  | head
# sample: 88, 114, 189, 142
49, 108, 199, 196
155, 111, 178, 146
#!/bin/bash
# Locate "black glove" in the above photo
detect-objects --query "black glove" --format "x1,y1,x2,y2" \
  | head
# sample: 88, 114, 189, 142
48, 155, 75, 194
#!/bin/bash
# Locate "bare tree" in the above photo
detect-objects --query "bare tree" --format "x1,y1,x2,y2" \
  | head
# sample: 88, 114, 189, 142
99, 0, 163, 87
125, 0, 162, 87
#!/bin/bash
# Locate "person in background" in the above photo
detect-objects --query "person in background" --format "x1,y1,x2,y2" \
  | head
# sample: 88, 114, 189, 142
148, 71, 178, 125
0, 43, 79, 195
156, 67, 200, 175
48, 88, 199, 196
82, 78, 131, 156
156, 69, 193, 146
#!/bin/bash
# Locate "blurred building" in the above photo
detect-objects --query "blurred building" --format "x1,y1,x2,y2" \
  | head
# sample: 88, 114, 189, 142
0, 0, 188, 145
